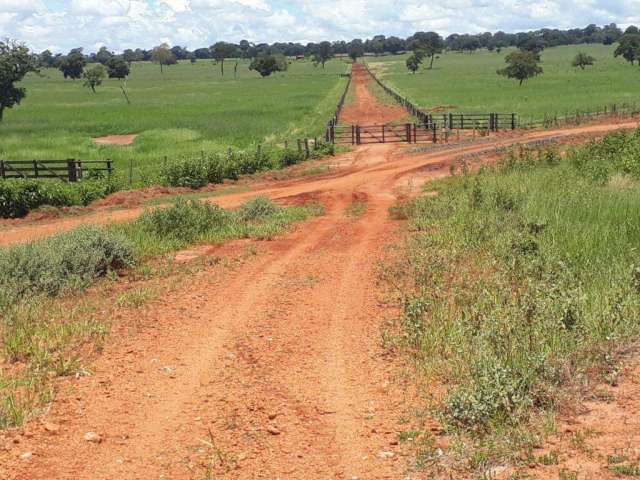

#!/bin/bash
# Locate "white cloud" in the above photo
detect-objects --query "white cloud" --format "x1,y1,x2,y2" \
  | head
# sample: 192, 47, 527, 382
70, 0, 129, 16
3, 0, 639, 52
0, 0, 43, 13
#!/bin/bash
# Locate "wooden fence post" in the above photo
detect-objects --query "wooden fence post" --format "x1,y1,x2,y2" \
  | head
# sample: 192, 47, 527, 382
511, 113, 516, 130
0, 160, 4, 179
356, 125, 361, 145
297, 139, 302, 154
382, 124, 385, 143
67, 159, 78, 182
432, 124, 437, 143
405, 123, 411, 143
351, 125, 355, 144
304, 138, 310, 158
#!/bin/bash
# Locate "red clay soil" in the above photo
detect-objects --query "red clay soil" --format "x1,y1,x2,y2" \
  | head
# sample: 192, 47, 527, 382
340, 63, 407, 125
93, 134, 138, 146
2, 62, 640, 480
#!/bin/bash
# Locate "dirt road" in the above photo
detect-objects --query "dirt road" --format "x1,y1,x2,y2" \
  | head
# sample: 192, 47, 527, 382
2, 64, 640, 479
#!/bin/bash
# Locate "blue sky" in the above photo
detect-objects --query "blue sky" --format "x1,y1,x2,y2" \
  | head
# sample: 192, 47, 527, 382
1, 0, 638, 53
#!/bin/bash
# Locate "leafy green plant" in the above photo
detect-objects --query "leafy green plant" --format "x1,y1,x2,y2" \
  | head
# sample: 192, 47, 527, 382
0, 225, 134, 303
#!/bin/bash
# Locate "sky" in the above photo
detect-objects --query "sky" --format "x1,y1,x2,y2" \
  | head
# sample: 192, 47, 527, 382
1, 0, 639, 53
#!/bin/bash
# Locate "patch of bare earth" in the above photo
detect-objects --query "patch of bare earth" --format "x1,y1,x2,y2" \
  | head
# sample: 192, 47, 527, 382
93, 134, 138, 146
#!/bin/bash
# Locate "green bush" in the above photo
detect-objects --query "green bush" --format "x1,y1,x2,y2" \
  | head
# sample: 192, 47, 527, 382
0, 179, 120, 218
237, 196, 281, 221
160, 142, 335, 188
0, 225, 134, 303
136, 198, 229, 242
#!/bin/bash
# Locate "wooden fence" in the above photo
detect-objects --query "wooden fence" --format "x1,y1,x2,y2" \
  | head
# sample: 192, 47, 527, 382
363, 61, 518, 133
324, 71, 353, 141
519, 102, 640, 129
0, 159, 113, 182
331, 123, 437, 145
363, 62, 434, 125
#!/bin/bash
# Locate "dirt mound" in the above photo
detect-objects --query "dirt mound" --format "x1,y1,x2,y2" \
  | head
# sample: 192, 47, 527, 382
93, 134, 138, 146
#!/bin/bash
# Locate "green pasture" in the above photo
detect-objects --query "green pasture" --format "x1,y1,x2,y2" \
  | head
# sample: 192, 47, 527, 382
0, 58, 349, 175
367, 45, 640, 123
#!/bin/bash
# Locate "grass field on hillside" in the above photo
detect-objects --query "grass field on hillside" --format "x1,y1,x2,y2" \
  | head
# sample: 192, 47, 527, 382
367, 45, 640, 123
0, 59, 349, 175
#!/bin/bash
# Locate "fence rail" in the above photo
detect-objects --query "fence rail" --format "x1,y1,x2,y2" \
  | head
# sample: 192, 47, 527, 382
363, 62, 434, 125
0, 159, 113, 182
325, 69, 353, 142
519, 102, 640, 129
332, 123, 437, 145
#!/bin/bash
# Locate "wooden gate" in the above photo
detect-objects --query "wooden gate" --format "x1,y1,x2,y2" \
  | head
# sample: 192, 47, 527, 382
330, 123, 437, 145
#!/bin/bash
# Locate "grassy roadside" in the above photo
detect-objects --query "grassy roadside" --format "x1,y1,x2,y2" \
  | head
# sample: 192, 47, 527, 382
0, 197, 323, 428
386, 129, 640, 475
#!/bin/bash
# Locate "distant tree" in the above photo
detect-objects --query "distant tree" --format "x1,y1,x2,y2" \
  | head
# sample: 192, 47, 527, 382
151, 43, 177, 73
211, 42, 237, 76
194, 47, 211, 59
572, 52, 595, 70
385, 36, 405, 54
518, 36, 546, 54
614, 34, 640, 65
0, 40, 39, 121
38, 49, 55, 68
406, 54, 422, 73
83, 64, 106, 93
347, 39, 364, 61
313, 41, 333, 68
497, 50, 543, 85
106, 57, 130, 79
95, 46, 113, 65
249, 53, 287, 77
58, 49, 86, 79
122, 49, 137, 65
171, 45, 189, 60
408, 32, 443, 69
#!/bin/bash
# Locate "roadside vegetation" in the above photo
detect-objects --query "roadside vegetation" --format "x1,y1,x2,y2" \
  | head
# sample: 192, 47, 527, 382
389, 129, 640, 474
0, 141, 334, 218
0, 196, 322, 428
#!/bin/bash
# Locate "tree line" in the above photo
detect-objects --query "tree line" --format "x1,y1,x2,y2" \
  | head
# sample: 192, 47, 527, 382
37, 22, 627, 71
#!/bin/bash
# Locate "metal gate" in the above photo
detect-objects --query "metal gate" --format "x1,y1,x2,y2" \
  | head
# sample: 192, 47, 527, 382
330, 123, 437, 145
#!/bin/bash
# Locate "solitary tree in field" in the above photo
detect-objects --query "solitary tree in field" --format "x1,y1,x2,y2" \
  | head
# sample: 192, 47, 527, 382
408, 31, 443, 69
0, 40, 38, 122
572, 52, 595, 70
83, 64, 106, 93
211, 42, 237, 76
151, 43, 177, 73
249, 54, 287, 77
497, 50, 543, 85
406, 53, 422, 73
58, 49, 86, 79
614, 34, 640, 65
312, 41, 334, 68
106, 57, 130, 79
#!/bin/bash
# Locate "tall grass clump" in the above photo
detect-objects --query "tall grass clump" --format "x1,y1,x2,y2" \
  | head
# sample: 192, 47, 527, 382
0, 225, 134, 305
160, 142, 334, 188
0, 177, 121, 218
392, 130, 640, 470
